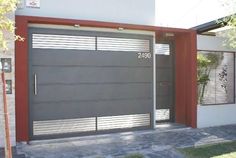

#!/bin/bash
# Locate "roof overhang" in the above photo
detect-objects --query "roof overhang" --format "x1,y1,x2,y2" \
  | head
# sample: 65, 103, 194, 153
192, 14, 235, 34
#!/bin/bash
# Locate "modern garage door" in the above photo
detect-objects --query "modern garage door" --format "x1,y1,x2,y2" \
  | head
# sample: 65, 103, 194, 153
29, 27, 154, 140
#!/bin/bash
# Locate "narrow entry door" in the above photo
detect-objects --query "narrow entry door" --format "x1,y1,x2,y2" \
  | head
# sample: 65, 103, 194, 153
156, 42, 175, 122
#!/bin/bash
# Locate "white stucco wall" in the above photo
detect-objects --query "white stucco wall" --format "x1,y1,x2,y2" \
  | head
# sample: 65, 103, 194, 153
197, 35, 235, 52
197, 35, 236, 128
16, 0, 156, 25
197, 104, 236, 128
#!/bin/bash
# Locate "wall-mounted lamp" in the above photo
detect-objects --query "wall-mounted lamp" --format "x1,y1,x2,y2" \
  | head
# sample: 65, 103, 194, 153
165, 33, 175, 37
74, 24, 81, 28
118, 27, 124, 31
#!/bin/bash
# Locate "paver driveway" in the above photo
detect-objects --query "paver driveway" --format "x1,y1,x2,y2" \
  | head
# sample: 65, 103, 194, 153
3, 124, 236, 158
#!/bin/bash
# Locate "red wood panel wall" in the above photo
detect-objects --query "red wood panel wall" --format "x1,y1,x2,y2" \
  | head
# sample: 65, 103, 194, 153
175, 32, 197, 128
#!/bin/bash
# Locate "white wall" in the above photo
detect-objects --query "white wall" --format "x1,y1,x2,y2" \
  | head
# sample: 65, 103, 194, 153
198, 105, 236, 128
16, 0, 155, 25
197, 35, 236, 128
197, 35, 235, 52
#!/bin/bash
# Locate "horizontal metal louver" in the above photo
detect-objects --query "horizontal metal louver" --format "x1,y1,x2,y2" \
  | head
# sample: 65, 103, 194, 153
155, 44, 170, 55
156, 109, 170, 121
97, 113, 150, 130
33, 117, 96, 135
97, 37, 150, 52
32, 34, 96, 50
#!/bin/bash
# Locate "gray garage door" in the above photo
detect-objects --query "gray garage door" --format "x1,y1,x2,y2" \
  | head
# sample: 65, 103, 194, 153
29, 28, 154, 140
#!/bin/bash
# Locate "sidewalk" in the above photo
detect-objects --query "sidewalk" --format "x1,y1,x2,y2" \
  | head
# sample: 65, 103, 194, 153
9, 124, 236, 158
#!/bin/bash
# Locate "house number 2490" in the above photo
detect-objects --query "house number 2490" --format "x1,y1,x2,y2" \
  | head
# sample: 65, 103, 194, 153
137, 52, 152, 59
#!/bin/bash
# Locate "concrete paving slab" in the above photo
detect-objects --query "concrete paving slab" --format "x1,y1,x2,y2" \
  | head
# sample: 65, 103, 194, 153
3, 124, 236, 158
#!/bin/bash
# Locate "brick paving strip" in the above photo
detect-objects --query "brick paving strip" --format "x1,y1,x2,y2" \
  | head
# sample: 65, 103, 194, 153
2, 124, 236, 158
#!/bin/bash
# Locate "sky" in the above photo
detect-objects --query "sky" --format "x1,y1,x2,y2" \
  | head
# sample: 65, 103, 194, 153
155, 0, 235, 28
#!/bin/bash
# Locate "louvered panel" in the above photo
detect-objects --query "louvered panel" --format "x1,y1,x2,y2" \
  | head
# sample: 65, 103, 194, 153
155, 44, 170, 55
156, 109, 170, 121
32, 34, 96, 50
97, 37, 150, 52
97, 113, 150, 130
33, 117, 96, 135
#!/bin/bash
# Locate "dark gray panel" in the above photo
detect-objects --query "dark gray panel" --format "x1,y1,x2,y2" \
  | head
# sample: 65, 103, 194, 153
156, 68, 173, 81
32, 66, 152, 84
155, 42, 175, 122
33, 83, 152, 102
32, 99, 153, 120
156, 97, 173, 109
32, 49, 152, 67
156, 55, 173, 68
156, 83, 173, 96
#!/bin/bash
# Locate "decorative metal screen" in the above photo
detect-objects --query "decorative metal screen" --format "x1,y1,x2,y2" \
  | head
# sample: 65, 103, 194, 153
97, 37, 150, 52
33, 114, 150, 136
32, 34, 150, 53
155, 44, 170, 55
198, 51, 235, 105
33, 117, 96, 136
156, 109, 170, 121
97, 114, 150, 130
32, 34, 96, 50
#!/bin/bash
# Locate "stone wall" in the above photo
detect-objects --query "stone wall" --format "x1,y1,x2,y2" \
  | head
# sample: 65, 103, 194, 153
0, 13, 16, 147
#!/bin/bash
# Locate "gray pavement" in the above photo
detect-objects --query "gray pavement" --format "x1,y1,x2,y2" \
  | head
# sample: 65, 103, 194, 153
4, 124, 236, 158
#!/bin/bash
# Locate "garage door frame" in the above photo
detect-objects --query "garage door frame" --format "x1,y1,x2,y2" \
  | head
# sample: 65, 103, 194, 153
15, 15, 197, 143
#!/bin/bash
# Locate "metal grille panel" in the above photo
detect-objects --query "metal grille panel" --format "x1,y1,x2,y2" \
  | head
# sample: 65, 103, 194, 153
33, 117, 96, 135
156, 109, 170, 121
97, 113, 150, 130
33, 114, 150, 136
155, 44, 170, 55
97, 37, 150, 52
32, 34, 96, 50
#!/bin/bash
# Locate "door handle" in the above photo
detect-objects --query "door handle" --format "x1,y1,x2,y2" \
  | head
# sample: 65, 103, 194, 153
34, 73, 37, 95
